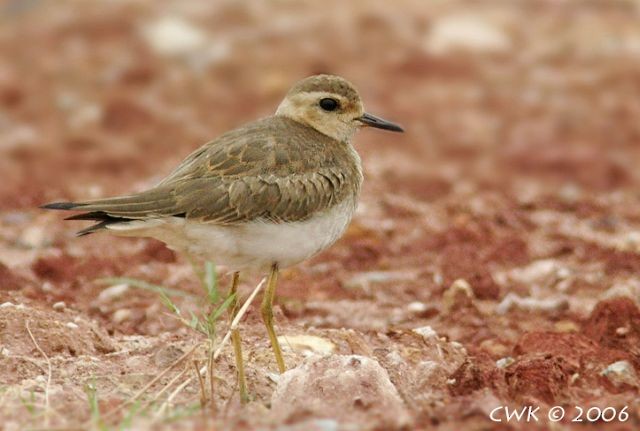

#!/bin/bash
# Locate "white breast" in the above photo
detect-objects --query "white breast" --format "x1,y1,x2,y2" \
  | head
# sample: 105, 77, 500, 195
107, 199, 356, 272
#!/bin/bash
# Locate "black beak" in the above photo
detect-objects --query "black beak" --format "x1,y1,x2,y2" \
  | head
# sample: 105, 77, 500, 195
358, 112, 404, 132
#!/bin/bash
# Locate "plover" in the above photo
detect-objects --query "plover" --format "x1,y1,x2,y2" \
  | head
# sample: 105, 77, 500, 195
43, 74, 403, 400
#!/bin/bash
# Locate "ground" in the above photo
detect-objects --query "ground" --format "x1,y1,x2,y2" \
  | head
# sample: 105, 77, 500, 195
1, 0, 640, 430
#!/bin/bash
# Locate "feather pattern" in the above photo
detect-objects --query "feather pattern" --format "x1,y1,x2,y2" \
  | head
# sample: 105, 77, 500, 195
43, 116, 363, 231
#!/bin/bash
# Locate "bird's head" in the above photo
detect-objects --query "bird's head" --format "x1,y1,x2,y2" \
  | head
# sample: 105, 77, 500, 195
276, 74, 403, 142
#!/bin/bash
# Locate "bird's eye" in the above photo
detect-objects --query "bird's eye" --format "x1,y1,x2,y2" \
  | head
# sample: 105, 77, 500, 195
319, 98, 339, 111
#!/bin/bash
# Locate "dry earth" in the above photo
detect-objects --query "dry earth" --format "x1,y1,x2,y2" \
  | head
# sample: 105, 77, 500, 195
1, 0, 640, 430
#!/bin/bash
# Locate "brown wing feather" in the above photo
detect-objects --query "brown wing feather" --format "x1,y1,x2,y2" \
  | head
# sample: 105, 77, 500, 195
45, 116, 362, 226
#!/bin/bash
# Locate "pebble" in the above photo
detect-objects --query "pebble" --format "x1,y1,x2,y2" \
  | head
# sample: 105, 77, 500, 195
442, 279, 474, 313
278, 334, 336, 354
113, 309, 132, 323
98, 284, 130, 302
406, 301, 428, 314
272, 355, 411, 429
601, 360, 638, 387
496, 357, 515, 369
52, 301, 66, 311
143, 16, 206, 56
412, 325, 439, 341
425, 14, 511, 54
496, 293, 569, 315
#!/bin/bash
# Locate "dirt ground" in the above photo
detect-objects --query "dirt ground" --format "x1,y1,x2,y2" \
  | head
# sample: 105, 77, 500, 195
1, 0, 640, 430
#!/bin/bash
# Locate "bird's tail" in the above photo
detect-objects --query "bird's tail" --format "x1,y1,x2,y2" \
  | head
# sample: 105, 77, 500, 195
41, 196, 152, 236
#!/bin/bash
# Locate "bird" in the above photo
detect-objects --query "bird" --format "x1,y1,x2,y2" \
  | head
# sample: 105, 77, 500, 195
42, 74, 403, 402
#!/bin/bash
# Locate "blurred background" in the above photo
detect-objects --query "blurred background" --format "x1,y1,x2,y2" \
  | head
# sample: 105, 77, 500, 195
2, 0, 640, 429
3, 0, 639, 210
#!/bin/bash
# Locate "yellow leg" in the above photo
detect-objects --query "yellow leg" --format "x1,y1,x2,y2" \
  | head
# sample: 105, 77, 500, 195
228, 272, 249, 403
261, 264, 286, 373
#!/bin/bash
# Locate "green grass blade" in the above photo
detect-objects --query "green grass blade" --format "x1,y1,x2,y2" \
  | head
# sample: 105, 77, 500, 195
204, 262, 219, 304
118, 400, 142, 430
84, 380, 107, 431
158, 291, 181, 316
209, 292, 236, 323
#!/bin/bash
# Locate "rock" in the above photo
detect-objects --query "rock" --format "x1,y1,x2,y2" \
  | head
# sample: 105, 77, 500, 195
442, 279, 475, 313
496, 357, 515, 369
406, 301, 427, 314
142, 16, 206, 56
601, 360, 639, 388
344, 271, 416, 292
582, 297, 640, 353
506, 259, 571, 290
412, 325, 439, 342
112, 309, 132, 324
406, 301, 437, 318
98, 284, 130, 302
554, 320, 579, 332
505, 355, 574, 404
278, 335, 336, 355
496, 293, 569, 315
425, 14, 511, 54
271, 355, 411, 430
52, 301, 66, 311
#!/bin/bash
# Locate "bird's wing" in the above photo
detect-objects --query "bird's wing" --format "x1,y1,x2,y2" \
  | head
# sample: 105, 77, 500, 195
45, 117, 359, 225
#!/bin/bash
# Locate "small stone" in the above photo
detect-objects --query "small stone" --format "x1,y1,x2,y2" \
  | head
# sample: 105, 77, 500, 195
407, 301, 428, 313
142, 16, 206, 56
601, 360, 638, 388
406, 301, 438, 317
278, 335, 336, 354
425, 14, 511, 54
496, 357, 515, 369
52, 301, 66, 311
496, 293, 569, 315
344, 271, 416, 292
65, 322, 78, 329
554, 320, 579, 332
442, 279, 474, 313
412, 325, 439, 341
616, 326, 630, 336
112, 309, 132, 323
98, 284, 130, 302
507, 259, 571, 290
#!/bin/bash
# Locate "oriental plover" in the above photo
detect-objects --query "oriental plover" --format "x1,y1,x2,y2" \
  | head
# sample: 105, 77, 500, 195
43, 74, 403, 401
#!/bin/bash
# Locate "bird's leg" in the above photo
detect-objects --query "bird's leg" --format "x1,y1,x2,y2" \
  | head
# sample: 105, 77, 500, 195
261, 264, 286, 373
228, 271, 249, 403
